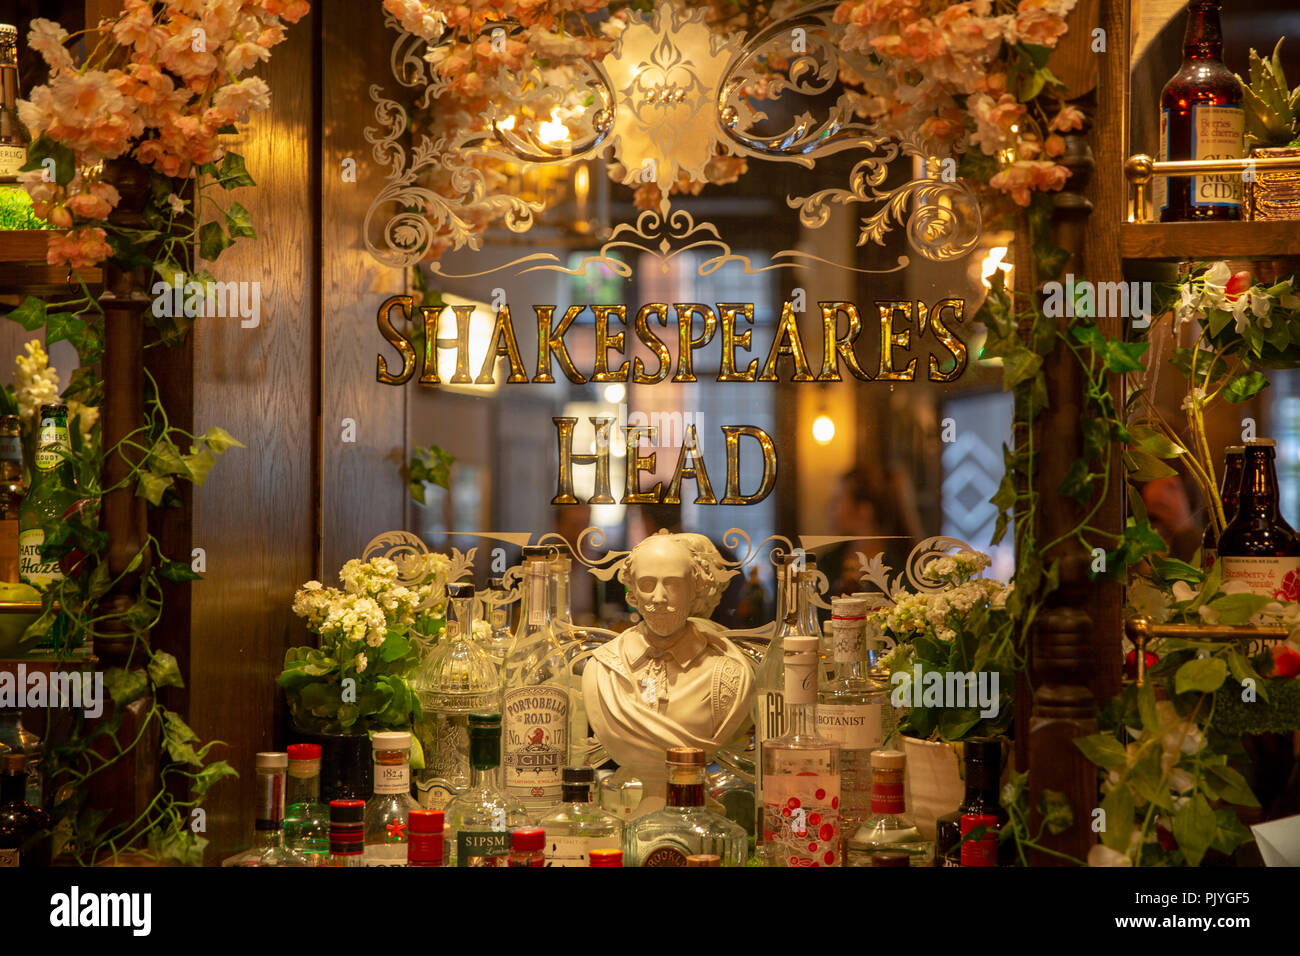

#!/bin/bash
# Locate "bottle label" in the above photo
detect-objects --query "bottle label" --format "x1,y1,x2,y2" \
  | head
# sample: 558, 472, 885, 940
1219, 556, 1300, 601
490, 607, 507, 628
816, 702, 883, 751
831, 620, 865, 662
528, 572, 546, 626
960, 814, 999, 867
762, 772, 841, 867
0, 848, 17, 866
503, 684, 568, 801
18, 528, 62, 589
363, 843, 407, 867
457, 829, 509, 866
372, 762, 410, 794
0, 434, 19, 462
546, 834, 619, 867
0, 145, 25, 179
1190, 104, 1244, 209
416, 780, 456, 811
783, 662, 817, 705
870, 779, 905, 815
35, 420, 68, 472
642, 844, 690, 867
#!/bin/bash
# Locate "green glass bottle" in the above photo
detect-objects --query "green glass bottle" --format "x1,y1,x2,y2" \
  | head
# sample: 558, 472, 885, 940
18, 404, 74, 590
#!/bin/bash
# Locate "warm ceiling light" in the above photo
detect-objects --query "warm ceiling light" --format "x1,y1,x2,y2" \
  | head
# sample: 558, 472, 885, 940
812, 415, 835, 444
538, 110, 569, 145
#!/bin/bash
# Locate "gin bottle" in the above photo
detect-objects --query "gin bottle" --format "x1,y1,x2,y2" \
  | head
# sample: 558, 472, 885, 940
846, 749, 933, 866
761, 635, 841, 867
413, 582, 501, 810
283, 743, 330, 861
817, 595, 889, 845
479, 576, 516, 666
328, 799, 365, 867
625, 747, 747, 867
536, 765, 623, 866
502, 546, 572, 814
444, 712, 528, 866
222, 753, 310, 866
363, 731, 418, 866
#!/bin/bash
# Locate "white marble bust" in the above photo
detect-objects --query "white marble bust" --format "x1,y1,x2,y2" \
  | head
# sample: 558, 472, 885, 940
584, 532, 754, 808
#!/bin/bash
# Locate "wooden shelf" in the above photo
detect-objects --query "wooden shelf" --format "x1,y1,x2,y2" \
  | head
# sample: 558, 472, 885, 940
1121, 220, 1300, 262
0, 651, 97, 674
0, 229, 102, 295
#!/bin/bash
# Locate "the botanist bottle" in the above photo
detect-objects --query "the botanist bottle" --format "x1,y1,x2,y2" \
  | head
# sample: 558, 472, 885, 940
19, 404, 74, 590
1219, 438, 1300, 599
0, 24, 28, 185
0, 415, 24, 582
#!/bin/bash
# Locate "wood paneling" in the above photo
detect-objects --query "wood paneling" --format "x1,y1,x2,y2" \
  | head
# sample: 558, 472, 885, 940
319, 0, 407, 576
187, 12, 317, 859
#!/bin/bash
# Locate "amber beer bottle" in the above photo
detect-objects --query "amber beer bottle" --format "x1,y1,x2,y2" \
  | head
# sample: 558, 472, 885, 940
0, 415, 23, 582
1157, 0, 1244, 221
1218, 439, 1300, 600
1201, 444, 1244, 569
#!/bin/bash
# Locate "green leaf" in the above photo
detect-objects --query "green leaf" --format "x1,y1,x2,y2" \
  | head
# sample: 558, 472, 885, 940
1128, 424, 1186, 459
162, 711, 202, 766
1128, 743, 1174, 810
1099, 784, 1134, 853
19, 135, 76, 186
1137, 682, 1160, 734
1150, 554, 1204, 584
135, 470, 173, 506
1224, 649, 1267, 702
1222, 371, 1269, 403
147, 651, 186, 690
1206, 592, 1272, 626
1001, 349, 1043, 389
1172, 794, 1217, 867
198, 221, 231, 261
1038, 788, 1074, 835
1057, 457, 1095, 503
1175, 656, 1228, 695
224, 201, 257, 239
7, 296, 47, 331
1075, 733, 1129, 770
201, 426, 244, 454
160, 559, 203, 582
217, 152, 256, 189
183, 447, 218, 486
1205, 765, 1260, 808
105, 667, 149, 707
1124, 448, 1178, 481
380, 634, 411, 663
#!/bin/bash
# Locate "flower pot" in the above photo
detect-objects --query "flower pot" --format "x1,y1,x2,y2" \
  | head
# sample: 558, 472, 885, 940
901, 737, 963, 841
291, 729, 372, 802
1248, 146, 1300, 221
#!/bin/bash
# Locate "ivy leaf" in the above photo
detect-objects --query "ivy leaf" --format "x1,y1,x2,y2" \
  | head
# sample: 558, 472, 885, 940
1225, 649, 1267, 703
105, 667, 149, 707
1172, 794, 1217, 867
147, 651, 186, 690
162, 711, 202, 766
217, 152, 256, 189
1175, 656, 1228, 694
1099, 783, 1134, 853
200, 426, 244, 454
1206, 592, 1272, 626
20, 135, 75, 186
1001, 349, 1043, 389
1150, 554, 1203, 584
1205, 765, 1259, 808
1128, 743, 1173, 809
7, 296, 47, 331
198, 220, 231, 261
224, 201, 256, 239
1038, 788, 1074, 836
1074, 733, 1129, 770
183, 447, 218, 486
160, 559, 203, 582
1057, 457, 1094, 503
1222, 371, 1269, 403
1128, 424, 1186, 459
135, 470, 173, 506
1124, 448, 1178, 481
1137, 681, 1161, 734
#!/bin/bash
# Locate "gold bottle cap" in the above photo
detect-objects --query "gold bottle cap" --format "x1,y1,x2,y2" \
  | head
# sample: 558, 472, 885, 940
870, 749, 906, 770
666, 746, 706, 767
685, 854, 720, 867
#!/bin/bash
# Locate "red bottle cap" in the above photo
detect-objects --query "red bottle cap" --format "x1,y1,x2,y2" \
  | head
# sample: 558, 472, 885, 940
588, 848, 623, 867
511, 827, 545, 852
287, 743, 322, 761
408, 809, 444, 834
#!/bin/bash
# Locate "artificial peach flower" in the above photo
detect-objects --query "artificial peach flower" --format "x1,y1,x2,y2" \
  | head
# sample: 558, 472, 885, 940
65, 193, 112, 220
1013, 0, 1071, 46
224, 40, 271, 76
17, 70, 143, 162
1050, 104, 1086, 132
213, 77, 271, 121
989, 159, 1069, 206
46, 227, 113, 270
1045, 133, 1066, 157
27, 19, 74, 75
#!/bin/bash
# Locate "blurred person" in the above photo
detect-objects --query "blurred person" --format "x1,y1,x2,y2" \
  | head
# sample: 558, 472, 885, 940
1141, 473, 1203, 564
819, 467, 915, 596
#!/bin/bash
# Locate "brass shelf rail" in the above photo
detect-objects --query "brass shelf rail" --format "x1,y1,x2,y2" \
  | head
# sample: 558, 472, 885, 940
1125, 613, 1289, 687
1123, 153, 1300, 224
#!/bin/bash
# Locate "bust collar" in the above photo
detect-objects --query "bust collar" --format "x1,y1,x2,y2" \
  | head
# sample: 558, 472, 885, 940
623, 622, 709, 670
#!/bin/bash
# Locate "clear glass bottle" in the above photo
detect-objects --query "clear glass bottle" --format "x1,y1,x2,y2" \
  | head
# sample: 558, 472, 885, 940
413, 583, 501, 810
0, 24, 28, 186
363, 731, 417, 866
817, 595, 890, 849
222, 752, 310, 866
502, 545, 571, 814
846, 749, 933, 866
328, 799, 365, 867
0, 415, 25, 583
0, 709, 41, 808
537, 765, 623, 866
283, 743, 329, 861
625, 747, 748, 867
479, 576, 516, 666
0, 752, 49, 867
761, 635, 841, 867
551, 543, 593, 769
445, 712, 528, 866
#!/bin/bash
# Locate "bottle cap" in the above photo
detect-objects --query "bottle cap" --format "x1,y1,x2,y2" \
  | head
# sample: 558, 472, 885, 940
1225, 446, 1245, 455
962, 737, 1000, 765
870, 749, 906, 771
255, 752, 287, 770
447, 582, 475, 599
685, 854, 720, 866
665, 746, 706, 768
588, 848, 623, 867
1, 753, 23, 773
488, 576, 506, 590
371, 731, 411, 753
784, 635, 819, 654
469, 712, 501, 729
1245, 438, 1276, 448
562, 766, 596, 785
408, 809, 444, 834
286, 743, 321, 761
38, 403, 68, 418
512, 827, 545, 851
872, 852, 911, 867
831, 594, 868, 618
522, 545, 558, 559
329, 799, 365, 823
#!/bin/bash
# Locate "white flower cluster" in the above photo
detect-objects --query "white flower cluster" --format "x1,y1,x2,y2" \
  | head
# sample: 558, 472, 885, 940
1176, 261, 1300, 333
14, 340, 59, 421
923, 548, 993, 584
875, 553, 1006, 643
